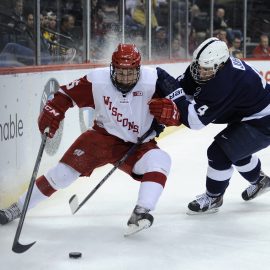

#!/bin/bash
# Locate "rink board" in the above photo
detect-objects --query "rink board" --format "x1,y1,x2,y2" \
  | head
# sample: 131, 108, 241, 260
0, 60, 269, 206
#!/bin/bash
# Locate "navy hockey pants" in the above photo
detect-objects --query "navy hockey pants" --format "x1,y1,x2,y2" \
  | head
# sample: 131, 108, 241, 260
206, 121, 270, 195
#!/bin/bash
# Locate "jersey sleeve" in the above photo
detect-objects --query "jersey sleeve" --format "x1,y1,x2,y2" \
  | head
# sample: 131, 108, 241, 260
59, 75, 95, 108
174, 68, 232, 130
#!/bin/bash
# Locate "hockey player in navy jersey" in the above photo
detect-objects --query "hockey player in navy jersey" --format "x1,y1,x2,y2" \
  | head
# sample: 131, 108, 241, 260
0, 44, 172, 235
149, 37, 270, 214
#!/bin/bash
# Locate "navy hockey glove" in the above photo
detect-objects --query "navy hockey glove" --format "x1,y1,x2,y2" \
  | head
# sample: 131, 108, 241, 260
148, 98, 181, 126
156, 67, 181, 97
38, 92, 73, 138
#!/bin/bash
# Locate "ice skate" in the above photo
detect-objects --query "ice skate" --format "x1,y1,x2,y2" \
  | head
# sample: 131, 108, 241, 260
242, 171, 270, 201
187, 192, 223, 215
124, 205, 154, 237
0, 203, 21, 225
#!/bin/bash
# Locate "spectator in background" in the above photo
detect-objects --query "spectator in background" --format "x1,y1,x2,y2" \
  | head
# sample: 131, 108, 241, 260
98, 0, 119, 31
132, 0, 159, 30
231, 49, 243, 59
58, 14, 79, 62
155, 1, 168, 28
229, 37, 243, 57
152, 26, 168, 59
2, 0, 25, 44
188, 4, 209, 55
172, 34, 187, 58
214, 6, 242, 44
40, 11, 49, 29
214, 29, 229, 46
26, 12, 34, 30
253, 34, 270, 59
91, 0, 105, 43
47, 11, 57, 32
5, 0, 24, 28
24, 11, 50, 53
214, 7, 228, 31
59, 14, 76, 48
14, 0, 24, 20
0, 10, 52, 67
190, 4, 209, 35
43, 12, 57, 43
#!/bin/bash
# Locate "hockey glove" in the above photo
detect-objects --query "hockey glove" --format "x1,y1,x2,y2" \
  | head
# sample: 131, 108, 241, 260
155, 67, 181, 97
148, 98, 181, 126
38, 92, 73, 138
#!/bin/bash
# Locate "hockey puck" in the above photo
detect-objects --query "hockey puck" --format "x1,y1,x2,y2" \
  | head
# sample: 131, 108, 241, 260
69, 252, 82, 259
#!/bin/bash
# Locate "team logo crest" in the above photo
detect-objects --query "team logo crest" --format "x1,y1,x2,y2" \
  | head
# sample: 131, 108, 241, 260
73, 149, 85, 156
40, 78, 62, 156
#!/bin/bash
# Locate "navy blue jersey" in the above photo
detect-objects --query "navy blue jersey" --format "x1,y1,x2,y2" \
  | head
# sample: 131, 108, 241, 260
173, 57, 270, 129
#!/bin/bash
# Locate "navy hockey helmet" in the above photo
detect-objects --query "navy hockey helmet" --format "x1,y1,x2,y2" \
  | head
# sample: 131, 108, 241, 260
110, 43, 141, 94
190, 37, 229, 84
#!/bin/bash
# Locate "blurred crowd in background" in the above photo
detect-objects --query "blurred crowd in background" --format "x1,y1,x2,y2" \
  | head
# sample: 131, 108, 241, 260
0, 0, 270, 67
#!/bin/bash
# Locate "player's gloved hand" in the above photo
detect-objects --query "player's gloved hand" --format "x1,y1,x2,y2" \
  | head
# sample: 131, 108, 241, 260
38, 92, 73, 138
148, 98, 181, 126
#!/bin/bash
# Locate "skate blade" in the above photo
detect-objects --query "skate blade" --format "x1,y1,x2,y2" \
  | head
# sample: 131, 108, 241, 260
186, 207, 219, 215
124, 219, 151, 237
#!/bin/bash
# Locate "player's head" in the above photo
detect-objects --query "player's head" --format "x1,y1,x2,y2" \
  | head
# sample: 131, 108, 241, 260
110, 43, 141, 94
190, 37, 229, 84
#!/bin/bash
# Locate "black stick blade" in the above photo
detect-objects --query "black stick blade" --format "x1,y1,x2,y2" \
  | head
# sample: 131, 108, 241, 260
12, 241, 36, 253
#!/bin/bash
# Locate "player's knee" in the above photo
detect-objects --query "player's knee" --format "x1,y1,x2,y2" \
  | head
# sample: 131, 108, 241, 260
45, 162, 80, 190
140, 149, 171, 176
153, 150, 171, 175
207, 142, 232, 170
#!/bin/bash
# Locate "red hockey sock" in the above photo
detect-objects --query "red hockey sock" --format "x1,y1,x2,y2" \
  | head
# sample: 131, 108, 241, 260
36, 175, 57, 196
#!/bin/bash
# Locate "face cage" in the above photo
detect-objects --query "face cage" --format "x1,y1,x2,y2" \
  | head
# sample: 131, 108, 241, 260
110, 64, 140, 94
190, 61, 218, 84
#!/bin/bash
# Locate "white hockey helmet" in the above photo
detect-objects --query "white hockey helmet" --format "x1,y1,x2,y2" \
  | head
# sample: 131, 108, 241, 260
190, 37, 229, 84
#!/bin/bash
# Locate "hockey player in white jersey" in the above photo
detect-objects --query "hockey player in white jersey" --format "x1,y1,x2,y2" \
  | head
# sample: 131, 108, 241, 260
0, 44, 175, 235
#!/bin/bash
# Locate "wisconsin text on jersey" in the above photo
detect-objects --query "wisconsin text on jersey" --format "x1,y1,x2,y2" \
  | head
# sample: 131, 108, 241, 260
103, 96, 139, 133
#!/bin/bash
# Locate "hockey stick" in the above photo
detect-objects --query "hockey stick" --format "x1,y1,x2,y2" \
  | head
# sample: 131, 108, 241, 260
69, 127, 155, 215
12, 129, 49, 254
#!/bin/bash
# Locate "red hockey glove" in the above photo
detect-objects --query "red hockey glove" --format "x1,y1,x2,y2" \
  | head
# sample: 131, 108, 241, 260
148, 98, 181, 126
38, 92, 73, 138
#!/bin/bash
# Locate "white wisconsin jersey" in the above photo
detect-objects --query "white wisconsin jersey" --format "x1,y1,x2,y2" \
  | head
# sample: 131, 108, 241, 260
87, 66, 157, 143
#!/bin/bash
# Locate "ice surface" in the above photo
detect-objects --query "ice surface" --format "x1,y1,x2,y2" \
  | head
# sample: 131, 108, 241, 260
1, 125, 270, 270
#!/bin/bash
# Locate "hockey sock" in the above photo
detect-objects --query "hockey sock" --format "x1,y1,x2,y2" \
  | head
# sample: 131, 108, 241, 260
137, 173, 165, 211
17, 175, 54, 210
234, 155, 261, 184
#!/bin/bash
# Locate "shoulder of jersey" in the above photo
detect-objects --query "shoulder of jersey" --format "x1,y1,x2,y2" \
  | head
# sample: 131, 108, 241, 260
229, 56, 246, 71
86, 67, 110, 83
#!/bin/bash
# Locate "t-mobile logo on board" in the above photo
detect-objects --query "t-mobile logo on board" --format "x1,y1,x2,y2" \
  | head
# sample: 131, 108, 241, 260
0, 114, 23, 142
103, 96, 139, 133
